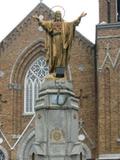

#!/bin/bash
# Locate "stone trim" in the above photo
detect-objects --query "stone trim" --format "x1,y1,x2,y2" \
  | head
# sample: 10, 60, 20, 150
97, 35, 120, 39
98, 154, 120, 159
8, 83, 22, 90
98, 44, 120, 70
97, 22, 120, 29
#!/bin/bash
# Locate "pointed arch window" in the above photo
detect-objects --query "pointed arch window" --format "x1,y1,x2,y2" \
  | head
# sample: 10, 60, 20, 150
107, 0, 111, 23
24, 56, 49, 114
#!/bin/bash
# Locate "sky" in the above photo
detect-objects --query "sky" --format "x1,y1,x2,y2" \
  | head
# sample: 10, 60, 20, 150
0, 0, 99, 43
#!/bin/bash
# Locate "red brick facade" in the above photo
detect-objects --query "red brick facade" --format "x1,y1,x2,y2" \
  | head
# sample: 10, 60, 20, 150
0, 1, 120, 159
97, 0, 120, 159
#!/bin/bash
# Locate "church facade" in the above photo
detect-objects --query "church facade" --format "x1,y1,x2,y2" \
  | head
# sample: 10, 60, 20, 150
0, 0, 120, 159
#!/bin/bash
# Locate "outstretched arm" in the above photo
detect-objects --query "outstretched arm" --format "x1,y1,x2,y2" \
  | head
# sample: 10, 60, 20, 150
74, 12, 87, 26
33, 15, 44, 27
33, 15, 52, 33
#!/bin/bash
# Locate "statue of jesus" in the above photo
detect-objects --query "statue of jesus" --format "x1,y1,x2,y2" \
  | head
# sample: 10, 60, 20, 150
34, 11, 86, 76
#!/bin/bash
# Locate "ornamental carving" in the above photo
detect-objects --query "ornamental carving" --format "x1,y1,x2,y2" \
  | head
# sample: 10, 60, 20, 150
50, 128, 64, 142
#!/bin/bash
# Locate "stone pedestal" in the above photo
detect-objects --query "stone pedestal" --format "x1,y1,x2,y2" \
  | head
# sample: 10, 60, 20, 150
33, 80, 83, 160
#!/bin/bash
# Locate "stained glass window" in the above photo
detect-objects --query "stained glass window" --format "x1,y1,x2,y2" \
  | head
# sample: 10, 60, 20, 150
24, 56, 49, 114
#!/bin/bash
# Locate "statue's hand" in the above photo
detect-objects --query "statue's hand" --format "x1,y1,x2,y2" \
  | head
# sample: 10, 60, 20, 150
80, 12, 87, 18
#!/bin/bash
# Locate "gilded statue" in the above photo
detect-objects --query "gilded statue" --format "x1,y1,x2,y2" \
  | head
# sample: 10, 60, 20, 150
33, 11, 87, 76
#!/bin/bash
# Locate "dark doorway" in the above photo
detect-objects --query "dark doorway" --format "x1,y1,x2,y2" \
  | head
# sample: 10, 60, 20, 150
80, 152, 82, 160
32, 153, 35, 160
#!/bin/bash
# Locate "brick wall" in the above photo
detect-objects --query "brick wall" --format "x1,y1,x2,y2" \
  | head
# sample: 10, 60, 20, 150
99, 0, 117, 23
96, 23, 120, 155
0, 4, 97, 160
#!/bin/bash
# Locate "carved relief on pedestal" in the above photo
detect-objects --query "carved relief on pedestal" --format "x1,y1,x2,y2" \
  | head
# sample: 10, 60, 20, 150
50, 128, 65, 142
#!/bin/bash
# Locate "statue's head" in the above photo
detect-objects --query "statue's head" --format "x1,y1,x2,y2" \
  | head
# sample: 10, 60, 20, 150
54, 11, 62, 21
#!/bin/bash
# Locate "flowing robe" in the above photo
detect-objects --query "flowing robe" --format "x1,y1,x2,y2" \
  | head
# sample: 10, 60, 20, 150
40, 18, 81, 73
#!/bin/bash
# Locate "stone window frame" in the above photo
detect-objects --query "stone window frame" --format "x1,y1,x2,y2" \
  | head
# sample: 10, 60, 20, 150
24, 56, 49, 114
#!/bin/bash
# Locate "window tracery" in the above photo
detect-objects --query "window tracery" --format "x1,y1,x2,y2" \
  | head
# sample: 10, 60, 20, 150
24, 56, 49, 113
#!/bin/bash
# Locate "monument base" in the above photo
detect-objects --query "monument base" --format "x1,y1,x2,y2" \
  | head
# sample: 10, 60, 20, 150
32, 79, 85, 160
